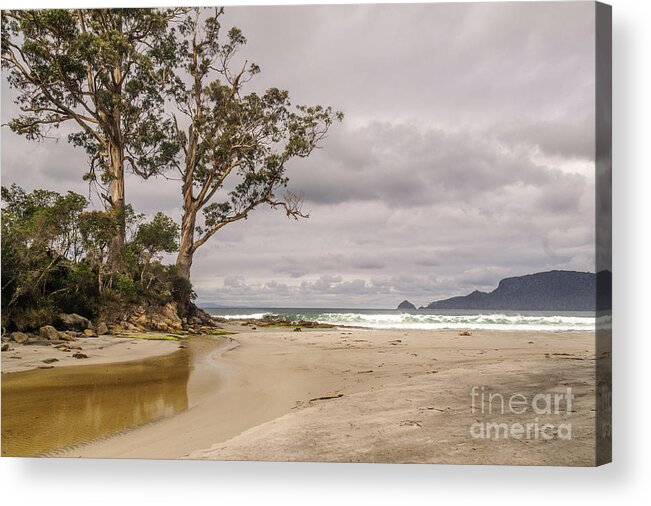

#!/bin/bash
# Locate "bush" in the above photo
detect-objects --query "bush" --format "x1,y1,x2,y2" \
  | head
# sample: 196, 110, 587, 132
1, 185, 193, 330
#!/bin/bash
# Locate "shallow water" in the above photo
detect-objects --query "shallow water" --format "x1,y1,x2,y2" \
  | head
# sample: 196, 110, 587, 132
2, 344, 198, 457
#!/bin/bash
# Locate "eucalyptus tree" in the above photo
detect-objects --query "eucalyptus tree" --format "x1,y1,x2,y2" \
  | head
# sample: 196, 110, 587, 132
1, 8, 184, 267
169, 8, 343, 281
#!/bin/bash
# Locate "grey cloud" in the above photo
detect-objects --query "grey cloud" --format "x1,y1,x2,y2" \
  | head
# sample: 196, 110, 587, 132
1, 2, 598, 308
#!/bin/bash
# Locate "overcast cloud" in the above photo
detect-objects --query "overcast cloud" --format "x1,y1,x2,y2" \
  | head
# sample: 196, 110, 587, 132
1, 2, 597, 308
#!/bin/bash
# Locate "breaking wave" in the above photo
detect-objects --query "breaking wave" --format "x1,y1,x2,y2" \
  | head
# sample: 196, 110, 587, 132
208, 309, 607, 332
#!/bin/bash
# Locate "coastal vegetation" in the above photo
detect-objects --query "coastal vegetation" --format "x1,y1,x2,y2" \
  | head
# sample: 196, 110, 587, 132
1, 184, 189, 331
1, 7, 341, 332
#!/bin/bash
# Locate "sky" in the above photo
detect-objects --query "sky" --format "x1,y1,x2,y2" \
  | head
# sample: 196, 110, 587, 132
0, 2, 598, 308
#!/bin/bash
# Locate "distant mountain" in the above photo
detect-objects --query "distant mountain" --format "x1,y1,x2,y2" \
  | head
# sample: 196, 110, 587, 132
419, 270, 611, 311
196, 302, 225, 309
397, 300, 416, 310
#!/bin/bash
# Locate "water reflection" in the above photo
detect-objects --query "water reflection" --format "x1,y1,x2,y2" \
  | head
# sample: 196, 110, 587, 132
2, 348, 190, 457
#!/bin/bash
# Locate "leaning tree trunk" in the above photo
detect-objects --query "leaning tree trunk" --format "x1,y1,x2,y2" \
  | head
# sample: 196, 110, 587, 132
176, 152, 199, 281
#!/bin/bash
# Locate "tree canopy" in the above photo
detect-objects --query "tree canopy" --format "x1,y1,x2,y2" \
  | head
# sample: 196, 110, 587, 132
1, 8, 185, 263
170, 8, 343, 279
1, 7, 342, 327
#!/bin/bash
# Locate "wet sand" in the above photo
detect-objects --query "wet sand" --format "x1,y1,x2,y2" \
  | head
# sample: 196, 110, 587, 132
2, 349, 190, 456
23, 325, 600, 466
1, 334, 227, 456
1, 334, 181, 374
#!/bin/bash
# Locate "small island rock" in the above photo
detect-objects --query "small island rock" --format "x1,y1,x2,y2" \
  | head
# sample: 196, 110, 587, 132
397, 300, 416, 310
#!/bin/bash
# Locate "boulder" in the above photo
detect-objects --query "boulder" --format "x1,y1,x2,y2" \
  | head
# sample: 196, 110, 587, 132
58, 332, 77, 342
10, 331, 29, 344
96, 322, 109, 335
58, 313, 91, 331
1, 343, 9, 352
39, 325, 60, 341
82, 329, 97, 337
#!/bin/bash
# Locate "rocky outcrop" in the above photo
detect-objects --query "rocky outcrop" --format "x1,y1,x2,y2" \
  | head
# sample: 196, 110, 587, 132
397, 300, 416, 310
109, 302, 185, 334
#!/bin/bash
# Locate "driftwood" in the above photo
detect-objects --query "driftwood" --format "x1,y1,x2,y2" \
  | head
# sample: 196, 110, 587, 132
309, 393, 344, 403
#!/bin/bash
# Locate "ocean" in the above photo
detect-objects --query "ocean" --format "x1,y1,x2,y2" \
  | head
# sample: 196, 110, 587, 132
204, 308, 607, 332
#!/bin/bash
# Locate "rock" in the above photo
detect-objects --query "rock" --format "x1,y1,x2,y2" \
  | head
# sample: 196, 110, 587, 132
72, 352, 89, 359
97, 322, 109, 335
58, 332, 77, 342
293, 327, 302, 332
82, 329, 97, 337
135, 315, 149, 327
57, 313, 91, 331
458, 331, 472, 336
397, 300, 417, 310
10, 331, 29, 344
1, 344, 9, 352
168, 321, 183, 332
39, 325, 60, 340
42, 357, 59, 364
109, 323, 127, 333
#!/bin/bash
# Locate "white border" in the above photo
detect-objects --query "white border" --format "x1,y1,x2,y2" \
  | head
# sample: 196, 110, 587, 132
1, 0, 650, 504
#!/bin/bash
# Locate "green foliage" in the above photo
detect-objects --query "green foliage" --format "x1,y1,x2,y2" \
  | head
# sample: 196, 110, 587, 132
170, 8, 343, 261
1, 184, 92, 329
134, 212, 179, 258
2, 8, 187, 262
168, 265, 196, 315
1, 8, 342, 322
1, 185, 189, 330
79, 210, 120, 265
1, 8, 185, 185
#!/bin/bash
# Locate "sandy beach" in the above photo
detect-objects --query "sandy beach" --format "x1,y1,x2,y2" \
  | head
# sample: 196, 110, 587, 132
1, 324, 599, 465
1, 334, 182, 375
